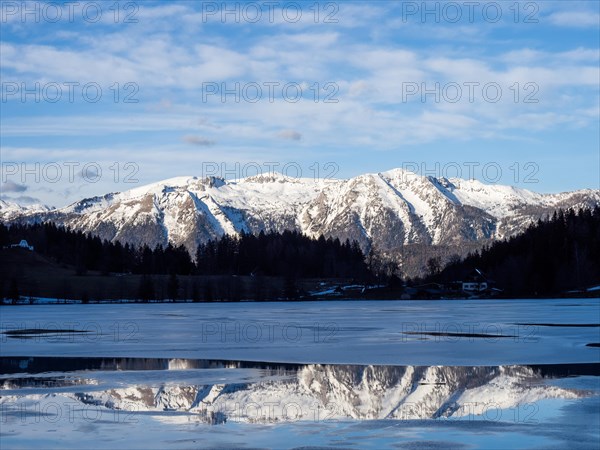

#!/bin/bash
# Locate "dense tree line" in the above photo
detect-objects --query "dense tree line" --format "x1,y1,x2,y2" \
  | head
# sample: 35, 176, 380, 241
0, 222, 192, 276
429, 207, 600, 296
0, 223, 368, 279
196, 231, 367, 278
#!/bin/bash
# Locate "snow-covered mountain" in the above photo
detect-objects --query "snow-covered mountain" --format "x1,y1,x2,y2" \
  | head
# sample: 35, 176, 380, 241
0, 199, 52, 221
2, 169, 598, 266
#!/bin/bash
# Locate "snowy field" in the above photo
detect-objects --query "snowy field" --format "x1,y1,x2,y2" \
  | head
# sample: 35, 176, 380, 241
1, 299, 599, 449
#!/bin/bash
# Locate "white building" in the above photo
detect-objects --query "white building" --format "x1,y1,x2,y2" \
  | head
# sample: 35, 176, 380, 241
9, 240, 34, 251
462, 281, 488, 292
460, 269, 490, 292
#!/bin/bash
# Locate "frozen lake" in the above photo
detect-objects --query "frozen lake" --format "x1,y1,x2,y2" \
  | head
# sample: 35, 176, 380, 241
1, 299, 599, 448
1, 299, 599, 365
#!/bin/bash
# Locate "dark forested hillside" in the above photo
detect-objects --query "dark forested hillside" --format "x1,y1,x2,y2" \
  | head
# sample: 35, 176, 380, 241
0, 223, 368, 279
2, 207, 598, 301
430, 207, 600, 296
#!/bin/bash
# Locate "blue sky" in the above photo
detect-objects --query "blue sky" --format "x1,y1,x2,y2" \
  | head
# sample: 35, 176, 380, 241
1, 0, 599, 207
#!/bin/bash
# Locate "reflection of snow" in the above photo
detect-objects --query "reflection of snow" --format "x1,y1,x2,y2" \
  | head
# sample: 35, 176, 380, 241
168, 359, 194, 371
1, 364, 587, 425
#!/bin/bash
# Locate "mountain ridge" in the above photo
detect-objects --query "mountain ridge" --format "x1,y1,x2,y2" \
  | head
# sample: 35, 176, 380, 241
2, 168, 598, 276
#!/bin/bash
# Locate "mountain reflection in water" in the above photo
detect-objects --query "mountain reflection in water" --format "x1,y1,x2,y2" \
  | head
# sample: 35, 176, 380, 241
1, 357, 596, 424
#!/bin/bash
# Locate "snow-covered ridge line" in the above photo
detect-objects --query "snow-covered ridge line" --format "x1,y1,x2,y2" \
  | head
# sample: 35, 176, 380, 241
2, 168, 598, 266
0, 199, 53, 221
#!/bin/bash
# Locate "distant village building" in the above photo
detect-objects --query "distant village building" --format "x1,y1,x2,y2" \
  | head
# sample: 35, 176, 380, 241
6, 240, 34, 251
459, 269, 490, 293
401, 268, 501, 300
462, 280, 488, 292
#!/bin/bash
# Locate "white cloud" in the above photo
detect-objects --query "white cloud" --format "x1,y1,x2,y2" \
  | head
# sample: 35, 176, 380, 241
277, 130, 302, 141
548, 11, 600, 28
1, 180, 28, 192
182, 135, 216, 146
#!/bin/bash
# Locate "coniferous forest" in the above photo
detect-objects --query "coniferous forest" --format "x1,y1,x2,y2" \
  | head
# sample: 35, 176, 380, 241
427, 207, 600, 296
0, 223, 368, 278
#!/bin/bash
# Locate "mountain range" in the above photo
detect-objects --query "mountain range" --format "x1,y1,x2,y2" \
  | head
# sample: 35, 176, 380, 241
1, 168, 598, 276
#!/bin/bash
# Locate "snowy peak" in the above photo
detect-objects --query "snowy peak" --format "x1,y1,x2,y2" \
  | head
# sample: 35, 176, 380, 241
0, 199, 53, 220
445, 178, 545, 217
238, 172, 305, 184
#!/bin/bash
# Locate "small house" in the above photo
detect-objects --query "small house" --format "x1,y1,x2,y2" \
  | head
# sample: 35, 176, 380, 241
9, 240, 34, 251
460, 269, 490, 293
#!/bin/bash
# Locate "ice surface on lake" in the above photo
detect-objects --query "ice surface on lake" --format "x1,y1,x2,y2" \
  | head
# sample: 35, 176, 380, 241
1, 299, 599, 365
1, 299, 599, 448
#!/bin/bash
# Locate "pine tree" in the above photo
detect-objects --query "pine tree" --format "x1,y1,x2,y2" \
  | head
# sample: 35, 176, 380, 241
8, 278, 19, 304
167, 273, 179, 300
